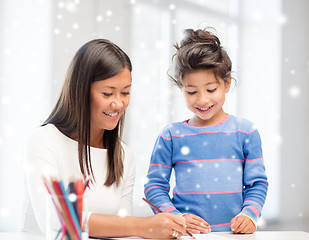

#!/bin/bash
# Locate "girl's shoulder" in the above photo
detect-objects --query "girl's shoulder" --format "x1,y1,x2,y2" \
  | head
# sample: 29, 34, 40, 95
228, 115, 257, 132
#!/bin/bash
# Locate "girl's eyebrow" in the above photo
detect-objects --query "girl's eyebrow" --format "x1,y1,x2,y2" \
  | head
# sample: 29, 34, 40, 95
184, 82, 217, 88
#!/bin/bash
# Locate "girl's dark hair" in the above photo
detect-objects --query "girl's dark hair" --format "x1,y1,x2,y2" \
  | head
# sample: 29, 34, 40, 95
43, 39, 132, 187
171, 28, 232, 87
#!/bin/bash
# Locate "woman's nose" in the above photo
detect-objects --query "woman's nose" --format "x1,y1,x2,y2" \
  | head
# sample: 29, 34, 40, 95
111, 96, 123, 109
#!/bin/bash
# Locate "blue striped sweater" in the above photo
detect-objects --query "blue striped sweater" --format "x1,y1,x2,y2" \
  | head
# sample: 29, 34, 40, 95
144, 114, 268, 231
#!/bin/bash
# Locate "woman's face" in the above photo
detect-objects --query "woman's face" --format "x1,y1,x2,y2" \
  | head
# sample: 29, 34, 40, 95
90, 67, 131, 132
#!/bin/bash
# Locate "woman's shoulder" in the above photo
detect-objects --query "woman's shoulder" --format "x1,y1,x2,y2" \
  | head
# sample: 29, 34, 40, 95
27, 124, 59, 145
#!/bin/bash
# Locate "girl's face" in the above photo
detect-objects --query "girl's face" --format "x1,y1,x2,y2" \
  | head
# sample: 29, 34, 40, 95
90, 67, 131, 133
182, 69, 231, 127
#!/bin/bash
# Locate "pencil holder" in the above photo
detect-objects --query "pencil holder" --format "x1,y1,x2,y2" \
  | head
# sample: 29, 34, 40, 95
44, 178, 89, 240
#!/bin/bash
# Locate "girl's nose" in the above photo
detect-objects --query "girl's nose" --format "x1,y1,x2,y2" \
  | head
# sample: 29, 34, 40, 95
197, 93, 210, 105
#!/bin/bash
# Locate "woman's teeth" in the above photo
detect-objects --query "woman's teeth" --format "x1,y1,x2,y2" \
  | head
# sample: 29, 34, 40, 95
104, 112, 119, 117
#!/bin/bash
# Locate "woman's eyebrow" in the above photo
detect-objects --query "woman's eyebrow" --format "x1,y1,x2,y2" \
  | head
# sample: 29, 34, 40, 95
100, 84, 131, 90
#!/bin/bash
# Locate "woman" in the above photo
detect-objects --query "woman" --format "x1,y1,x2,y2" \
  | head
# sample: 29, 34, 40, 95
23, 39, 186, 239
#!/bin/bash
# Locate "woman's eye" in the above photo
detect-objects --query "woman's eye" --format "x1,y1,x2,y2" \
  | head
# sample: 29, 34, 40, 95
187, 91, 197, 95
103, 93, 112, 97
121, 92, 130, 96
208, 88, 217, 93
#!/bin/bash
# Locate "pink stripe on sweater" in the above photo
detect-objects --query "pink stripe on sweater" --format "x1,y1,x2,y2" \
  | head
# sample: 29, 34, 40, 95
150, 163, 172, 168
160, 129, 256, 140
173, 190, 243, 195
163, 206, 176, 213
175, 158, 244, 164
210, 222, 230, 227
244, 200, 262, 210
144, 186, 170, 194
159, 202, 172, 209
243, 206, 260, 217
246, 158, 263, 162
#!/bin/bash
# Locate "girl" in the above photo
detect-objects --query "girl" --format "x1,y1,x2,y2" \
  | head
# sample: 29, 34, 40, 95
144, 29, 268, 234
23, 39, 186, 239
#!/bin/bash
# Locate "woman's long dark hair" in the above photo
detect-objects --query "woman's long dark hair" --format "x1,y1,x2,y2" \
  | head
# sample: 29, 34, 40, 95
43, 39, 132, 186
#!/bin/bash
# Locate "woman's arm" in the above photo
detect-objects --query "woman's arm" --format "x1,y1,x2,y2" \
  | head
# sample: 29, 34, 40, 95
88, 212, 186, 239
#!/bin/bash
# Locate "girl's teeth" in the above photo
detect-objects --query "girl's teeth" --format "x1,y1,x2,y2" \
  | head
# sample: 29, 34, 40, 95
198, 106, 211, 111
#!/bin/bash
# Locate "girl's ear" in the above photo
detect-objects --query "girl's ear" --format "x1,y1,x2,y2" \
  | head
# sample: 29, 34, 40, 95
225, 77, 232, 93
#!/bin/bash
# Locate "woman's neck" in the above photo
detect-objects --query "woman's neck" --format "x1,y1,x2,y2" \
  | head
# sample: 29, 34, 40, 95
90, 128, 105, 149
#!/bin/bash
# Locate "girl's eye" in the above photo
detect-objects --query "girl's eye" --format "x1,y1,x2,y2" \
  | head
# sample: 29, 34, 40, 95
121, 92, 130, 96
187, 91, 197, 95
208, 88, 217, 93
103, 93, 112, 97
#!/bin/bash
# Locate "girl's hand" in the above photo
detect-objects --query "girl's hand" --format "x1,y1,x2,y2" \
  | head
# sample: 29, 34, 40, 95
183, 214, 211, 234
230, 215, 256, 234
141, 213, 187, 239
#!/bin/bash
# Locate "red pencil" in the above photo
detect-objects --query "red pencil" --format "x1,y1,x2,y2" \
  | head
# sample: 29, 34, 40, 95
142, 198, 195, 239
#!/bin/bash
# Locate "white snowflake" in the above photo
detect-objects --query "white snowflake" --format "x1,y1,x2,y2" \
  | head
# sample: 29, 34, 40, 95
0, 208, 9, 217
118, 208, 128, 217
213, 205, 217, 209
278, 14, 288, 25
106, 10, 113, 17
72, 23, 79, 30
214, 163, 219, 168
289, 86, 300, 98
196, 184, 200, 188
54, 28, 61, 35
214, 178, 218, 182
227, 176, 231, 181
169, 4, 176, 10
185, 207, 190, 211
187, 168, 191, 173
96, 15, 103, 22
68, 193, 77, 202
237, 167, 242, 172
141, 176, 149, 184
181, 146, 190, 155
1, 96, 11, 105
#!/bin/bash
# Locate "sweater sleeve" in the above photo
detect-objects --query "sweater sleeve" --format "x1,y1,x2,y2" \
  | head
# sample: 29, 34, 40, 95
241, 128, 268, 224
144, 129, 181, 215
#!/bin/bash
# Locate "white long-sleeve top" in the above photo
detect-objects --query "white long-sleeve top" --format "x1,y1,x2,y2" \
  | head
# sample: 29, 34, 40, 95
22, 124, 135, 233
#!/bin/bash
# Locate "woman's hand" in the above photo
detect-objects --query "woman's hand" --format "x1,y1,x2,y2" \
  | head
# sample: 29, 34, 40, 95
230, 215, 256, 234
140, 213, 187, 239
183, 214, 211, 234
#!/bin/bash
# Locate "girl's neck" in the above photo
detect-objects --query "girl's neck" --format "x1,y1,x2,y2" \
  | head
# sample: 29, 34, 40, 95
189, 109, 228, 127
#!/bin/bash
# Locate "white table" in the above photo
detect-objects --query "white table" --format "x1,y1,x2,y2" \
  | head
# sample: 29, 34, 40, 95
0, 231, 308, 240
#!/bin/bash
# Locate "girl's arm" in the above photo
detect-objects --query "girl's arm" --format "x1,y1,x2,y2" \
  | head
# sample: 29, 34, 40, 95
232, 128, 268, 232
144, 130, 180, 214
88, 212, 186, 239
